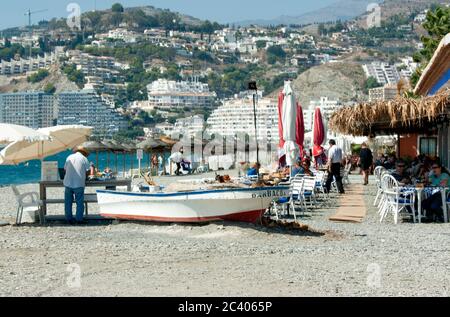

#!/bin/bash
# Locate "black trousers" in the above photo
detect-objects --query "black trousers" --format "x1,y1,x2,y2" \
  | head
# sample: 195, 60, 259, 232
422, 192, 444, 220
175, 162, 181, 175
326, 163, 345, 194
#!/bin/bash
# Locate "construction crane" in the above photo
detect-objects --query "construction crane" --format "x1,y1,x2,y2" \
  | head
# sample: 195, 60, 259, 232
24, 9, 48, 58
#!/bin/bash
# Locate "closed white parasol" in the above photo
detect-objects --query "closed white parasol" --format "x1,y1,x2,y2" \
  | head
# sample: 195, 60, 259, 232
282, 81, 298, 166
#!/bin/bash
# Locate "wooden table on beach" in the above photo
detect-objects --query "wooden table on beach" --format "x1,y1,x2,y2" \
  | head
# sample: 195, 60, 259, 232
39, 179, 132, 217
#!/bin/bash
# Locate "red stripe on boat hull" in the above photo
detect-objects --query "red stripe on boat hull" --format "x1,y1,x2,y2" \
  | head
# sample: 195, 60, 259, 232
100, 209, 265, 224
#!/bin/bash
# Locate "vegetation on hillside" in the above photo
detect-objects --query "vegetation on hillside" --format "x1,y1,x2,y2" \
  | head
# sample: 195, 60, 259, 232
363, 76, 382, 93
27, 69, 49, 83
411, 5, 450, 86
61, 64, 85, 88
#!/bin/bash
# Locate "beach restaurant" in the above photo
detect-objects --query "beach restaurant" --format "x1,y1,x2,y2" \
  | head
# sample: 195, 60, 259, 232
329, 33, 450, 168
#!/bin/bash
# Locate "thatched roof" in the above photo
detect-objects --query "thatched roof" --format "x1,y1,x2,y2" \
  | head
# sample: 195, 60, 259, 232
81, 141, 108, 152
101, 140, 126, 152
159, 135, 178, 146
329, 89, 450, 136
137, 138, 168, 151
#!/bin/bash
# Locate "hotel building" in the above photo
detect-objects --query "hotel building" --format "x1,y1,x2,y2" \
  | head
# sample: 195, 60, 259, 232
57, 90, 128, 137
147, 79, 216, 110
0, 92, 55, 129
206, 95, 279, 143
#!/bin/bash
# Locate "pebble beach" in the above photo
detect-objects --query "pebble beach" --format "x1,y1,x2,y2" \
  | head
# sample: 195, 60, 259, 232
0, 173, 449, 297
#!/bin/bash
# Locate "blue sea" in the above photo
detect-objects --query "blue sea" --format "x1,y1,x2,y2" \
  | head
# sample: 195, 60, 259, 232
0, 151, 170, 186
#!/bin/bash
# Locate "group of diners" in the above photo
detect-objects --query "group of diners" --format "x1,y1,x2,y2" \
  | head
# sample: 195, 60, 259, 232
376, 155, 449, 223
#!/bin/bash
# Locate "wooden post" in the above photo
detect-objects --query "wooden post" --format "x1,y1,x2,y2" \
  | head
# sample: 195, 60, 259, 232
122, 153, 126, 177
130, 151, 134, 172
39, 182, 47, 217
96, 151, 99, 172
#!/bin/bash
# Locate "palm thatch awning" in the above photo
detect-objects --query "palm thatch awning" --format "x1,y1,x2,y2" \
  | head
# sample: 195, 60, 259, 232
81, 141, 108, 152
159, 135, 178, 146
137, 138, 168, 151
329, 89, 450, 136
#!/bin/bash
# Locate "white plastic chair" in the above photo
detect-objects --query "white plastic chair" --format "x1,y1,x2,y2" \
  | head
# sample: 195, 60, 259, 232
379, 175, 416, 224
302, 176, 317, 208
271, 181, 293, 220
289, 178, 307, 221
11, 185, 42, 225
373, 166, 386, 206
342, 164, 351, 186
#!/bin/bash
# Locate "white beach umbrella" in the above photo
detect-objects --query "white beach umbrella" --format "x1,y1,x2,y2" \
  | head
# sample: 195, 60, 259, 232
38, 125, 93, 155
0, 125, 93, 165
282, 81, 298, 166
0, 123, 50, 144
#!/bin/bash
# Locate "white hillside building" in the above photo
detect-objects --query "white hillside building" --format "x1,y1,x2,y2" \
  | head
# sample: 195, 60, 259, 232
363, 62, 401, 85
303, 97, 343, 131
206, 95, 279, 144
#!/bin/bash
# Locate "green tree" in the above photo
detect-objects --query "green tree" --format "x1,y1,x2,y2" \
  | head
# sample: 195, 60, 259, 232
266, 45, 286, 64
111, 3, 124, 13
62, 64, 85, 88
201, 20, 214, 42
43, 83, 56, 94
110, 12, 123, 27
364, 76, 381, 93
256, 40, 267, 50
27, 69, 50, 83
411, 5, 450, 86
84, 11, 103, 31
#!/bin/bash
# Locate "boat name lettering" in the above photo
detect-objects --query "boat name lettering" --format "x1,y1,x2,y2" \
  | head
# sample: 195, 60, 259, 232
252, 190, 287, 198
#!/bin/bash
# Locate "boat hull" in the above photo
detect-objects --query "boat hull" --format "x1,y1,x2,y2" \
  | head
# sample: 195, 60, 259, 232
97, 186, 289, 223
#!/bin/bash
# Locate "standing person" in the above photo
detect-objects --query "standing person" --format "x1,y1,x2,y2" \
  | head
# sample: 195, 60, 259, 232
169, 148, 184, 175
151, 154, 158, 175
325, 139, 345, 194
359, 142, 373, 185
63, 146, 90, 225
157, 154, 164, 175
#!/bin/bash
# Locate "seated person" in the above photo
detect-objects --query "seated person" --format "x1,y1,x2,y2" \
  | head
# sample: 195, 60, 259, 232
390, 160, 411, 184
374, 155, 386, 167
422, 163, 450, 222
290, 160, 302, 177
383, 155, 396, 170
103, 167, 113, 178
247, 163, 260, 177
300, 159, 315, 177
427, 163, 450, 187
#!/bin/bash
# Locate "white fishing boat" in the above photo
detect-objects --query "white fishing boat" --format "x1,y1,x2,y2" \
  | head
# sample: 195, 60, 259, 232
96, 186, 289, 223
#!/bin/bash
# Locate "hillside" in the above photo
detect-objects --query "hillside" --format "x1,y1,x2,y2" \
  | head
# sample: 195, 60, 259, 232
236, 0, 437, 26
0, 64, 78, 94
135, 6, 203, 27
237, 0, 382, 26
270, 62, 367, 106
1, 5, 210, 35
355, 0, 437, 28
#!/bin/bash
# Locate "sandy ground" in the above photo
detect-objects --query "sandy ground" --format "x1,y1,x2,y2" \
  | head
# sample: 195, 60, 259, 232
0, 173, 450, 297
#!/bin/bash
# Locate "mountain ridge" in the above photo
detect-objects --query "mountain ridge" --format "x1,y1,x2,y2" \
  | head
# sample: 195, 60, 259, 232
235, 0, 383, 26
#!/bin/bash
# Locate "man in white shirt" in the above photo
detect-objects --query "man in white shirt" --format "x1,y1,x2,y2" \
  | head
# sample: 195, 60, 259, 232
169, 148, 184, 175
325, 139, 345, 194
64, 146, 90, 224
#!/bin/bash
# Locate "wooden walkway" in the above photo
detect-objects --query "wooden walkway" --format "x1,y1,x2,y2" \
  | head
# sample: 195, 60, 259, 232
329, 184, 367, 223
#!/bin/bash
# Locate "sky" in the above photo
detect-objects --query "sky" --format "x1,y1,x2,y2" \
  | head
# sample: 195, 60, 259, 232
0, 0, 338, 30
